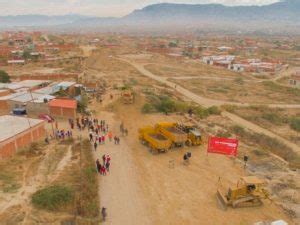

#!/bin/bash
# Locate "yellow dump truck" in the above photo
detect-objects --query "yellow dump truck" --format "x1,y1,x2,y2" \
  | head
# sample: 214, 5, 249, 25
178, 124, 202, 146
156, 122, 188, 147
139, 126, 172, 153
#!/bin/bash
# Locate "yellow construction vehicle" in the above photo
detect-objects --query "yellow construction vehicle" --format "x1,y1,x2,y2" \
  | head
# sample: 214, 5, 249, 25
121, 89, 134, 104
139, 126, 172, 153
217, 176, 270, 210
178, 124, 202, 146
155, 122, 188, 147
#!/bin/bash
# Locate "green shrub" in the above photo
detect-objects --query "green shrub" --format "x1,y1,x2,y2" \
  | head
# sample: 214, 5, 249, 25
142, 103, 156, 113
216, 130, 231, 138
174, 101, 190, 113
194, 106, 209, 119
156, 96, 176, 113
0, 70, 10, 83
84, 167, 97, 183
222, 105, 237, 113
262, 113, 285, 125
290, 117, 300, 132
231, 125, 246, 136
207, 106, 221, 115
32, 185, 74, 211
142, 93, 221, 118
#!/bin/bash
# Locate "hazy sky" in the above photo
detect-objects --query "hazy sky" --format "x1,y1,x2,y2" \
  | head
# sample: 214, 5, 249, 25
0, 0, 280, 17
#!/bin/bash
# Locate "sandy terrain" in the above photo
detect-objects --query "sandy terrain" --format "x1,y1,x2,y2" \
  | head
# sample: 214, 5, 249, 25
115, 57, 300, 155
91, 111, 151, 225
88, 93, 294, 225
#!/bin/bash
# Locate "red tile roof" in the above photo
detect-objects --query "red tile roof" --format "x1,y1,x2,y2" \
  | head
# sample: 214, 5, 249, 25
48, 99, 77, 109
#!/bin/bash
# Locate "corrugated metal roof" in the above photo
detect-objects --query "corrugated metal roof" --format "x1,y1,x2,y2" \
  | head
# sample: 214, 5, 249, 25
10, 92, 54, 103
0, 92, 27, 100
16, 80, 50, 88
0, 83, 22, 90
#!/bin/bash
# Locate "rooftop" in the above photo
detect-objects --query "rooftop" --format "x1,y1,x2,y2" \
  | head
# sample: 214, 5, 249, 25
10, 92, 55, 103
0, 115, 44, 142
16, 80, 50, 88
48, 98, 77, 109
0, 80, 50, 90
0, 92, 26, 101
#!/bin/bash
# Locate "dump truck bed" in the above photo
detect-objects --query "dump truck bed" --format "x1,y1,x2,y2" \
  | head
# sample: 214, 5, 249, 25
157, 124, 187, 144
139, 126, 171, 151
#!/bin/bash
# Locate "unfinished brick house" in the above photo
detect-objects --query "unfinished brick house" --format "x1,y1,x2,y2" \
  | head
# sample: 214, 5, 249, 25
0, 115, 46, 159
48, 98, 77, 119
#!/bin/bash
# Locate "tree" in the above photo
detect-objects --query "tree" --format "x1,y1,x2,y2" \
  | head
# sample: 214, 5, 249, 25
77, 93, 89, 114
22, 50, 31, 60
0, 70, 10, 83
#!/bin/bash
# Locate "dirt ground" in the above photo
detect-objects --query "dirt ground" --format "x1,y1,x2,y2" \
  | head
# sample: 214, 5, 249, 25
232, 107, 300, 146
142, 63, 300, 104
88, 91, 295, 225
84, 48, 299, 224
1, 42, 299, 225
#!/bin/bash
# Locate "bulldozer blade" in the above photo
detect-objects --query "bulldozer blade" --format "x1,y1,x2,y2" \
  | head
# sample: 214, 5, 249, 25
216, 190, 228, 211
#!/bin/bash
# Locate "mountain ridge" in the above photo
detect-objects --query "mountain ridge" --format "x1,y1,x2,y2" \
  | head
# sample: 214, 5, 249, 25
0, 0, 299, 35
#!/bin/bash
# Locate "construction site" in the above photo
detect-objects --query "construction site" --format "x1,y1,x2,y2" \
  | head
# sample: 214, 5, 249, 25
0, 31, 299, 225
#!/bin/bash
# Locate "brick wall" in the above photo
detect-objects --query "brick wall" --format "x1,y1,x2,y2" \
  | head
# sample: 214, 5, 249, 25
0, 100, 9, 113
0, 122, 46, 159
49, 106, 76, 119
17, 73, 78, 81
0, 90, 10, 97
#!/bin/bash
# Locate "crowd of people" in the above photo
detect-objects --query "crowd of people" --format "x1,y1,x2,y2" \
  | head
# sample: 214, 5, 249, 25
79, 116, 120, 177
55, 129, 73, 140
96, 154, 111, 176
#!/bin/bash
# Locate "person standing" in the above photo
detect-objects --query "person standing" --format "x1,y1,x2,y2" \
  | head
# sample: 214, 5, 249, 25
101, 207, 107, 222
94, 141, 98, 151
102, 154, 106, 165
96, 159, 101, 174
106, 154, 111, 165
101, 165, 106, 176
108, 131, 113, 142
45, 136, 49, 144
105, 161, 110, 172
120, 122, 124, 135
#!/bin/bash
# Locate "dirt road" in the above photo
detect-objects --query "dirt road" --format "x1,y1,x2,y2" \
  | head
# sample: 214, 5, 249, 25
91, 111, 151, 225
116, 57, 300, 155
119, 58, 300, 109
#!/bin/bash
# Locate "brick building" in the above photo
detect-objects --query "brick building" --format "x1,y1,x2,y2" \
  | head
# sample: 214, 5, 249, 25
0, 115, 46, 159
48, 98, 77, 118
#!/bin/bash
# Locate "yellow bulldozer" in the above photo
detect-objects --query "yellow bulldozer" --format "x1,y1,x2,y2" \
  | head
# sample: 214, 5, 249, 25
217, 176, 270, 210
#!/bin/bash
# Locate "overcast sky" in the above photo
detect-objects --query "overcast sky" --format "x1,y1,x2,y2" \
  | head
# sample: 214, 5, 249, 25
0, 0, 280, 17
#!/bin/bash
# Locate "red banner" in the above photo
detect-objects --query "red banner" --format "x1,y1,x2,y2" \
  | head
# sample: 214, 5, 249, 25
207, 137, 238, 156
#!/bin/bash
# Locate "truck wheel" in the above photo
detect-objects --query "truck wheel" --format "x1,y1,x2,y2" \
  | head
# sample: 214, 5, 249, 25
186, 140, 192, 146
